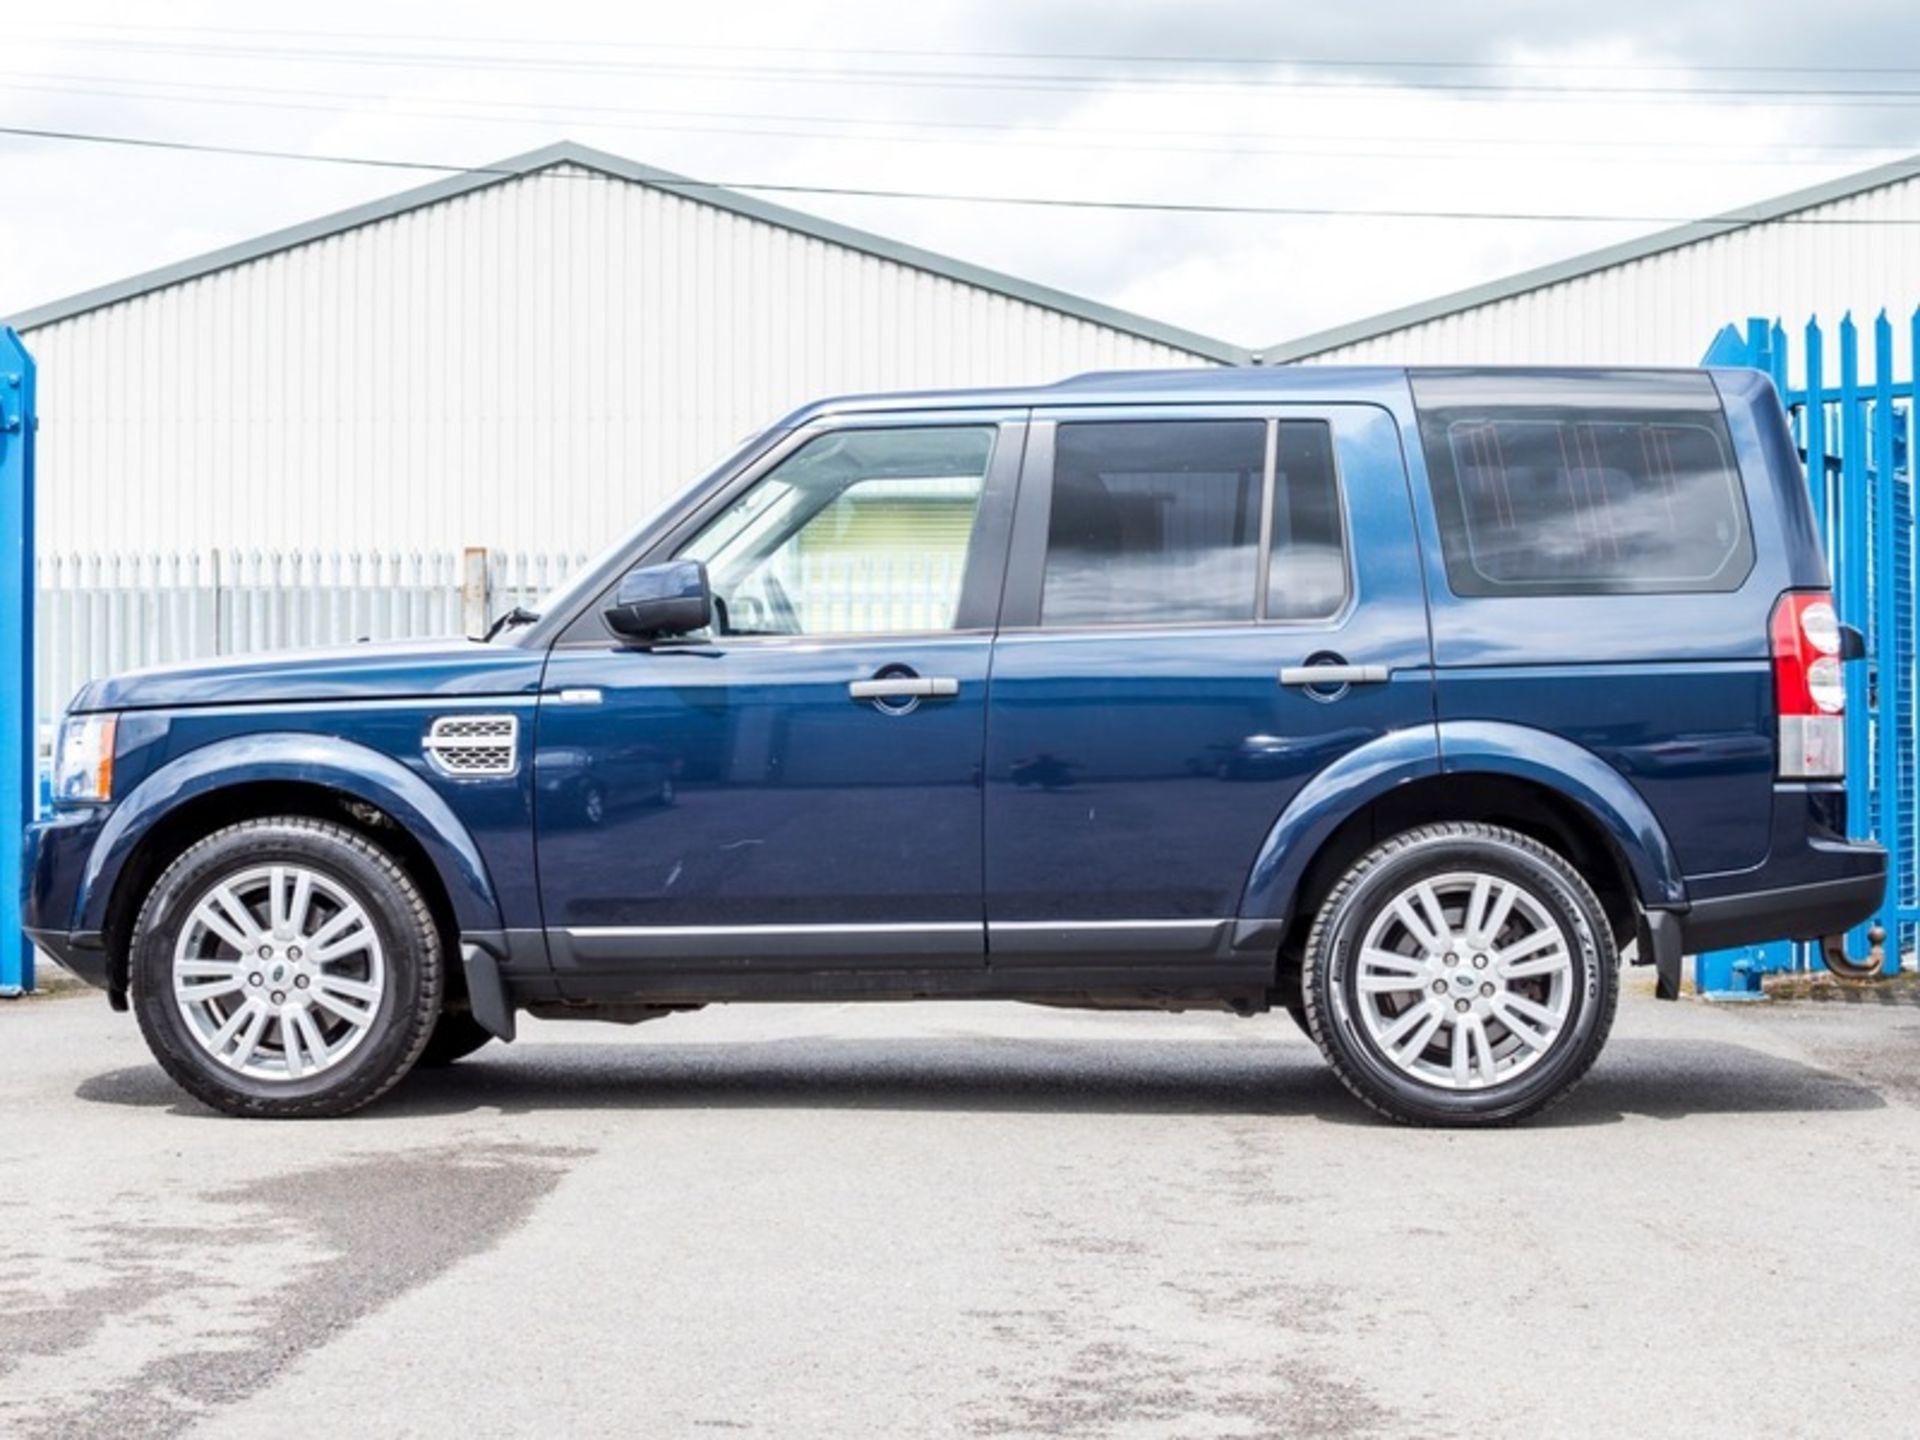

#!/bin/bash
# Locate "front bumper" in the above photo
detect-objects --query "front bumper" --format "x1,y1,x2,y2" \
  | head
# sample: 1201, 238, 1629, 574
21, 808, 115, 995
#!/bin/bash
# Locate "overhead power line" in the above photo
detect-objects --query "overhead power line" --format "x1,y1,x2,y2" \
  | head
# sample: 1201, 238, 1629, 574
25, 21, 1920, 80
4, 73, 1912, 168
4, 122, 1919, 227
19, 36, 1920, 106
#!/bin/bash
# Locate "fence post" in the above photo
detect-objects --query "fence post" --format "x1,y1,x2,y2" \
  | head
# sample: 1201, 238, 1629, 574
1871, 312, 1902, 975
462, 546, 490, 636
1, 329, 36, 996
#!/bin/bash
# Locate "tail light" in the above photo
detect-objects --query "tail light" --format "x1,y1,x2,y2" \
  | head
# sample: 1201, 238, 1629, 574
1772, 591, 1846, 779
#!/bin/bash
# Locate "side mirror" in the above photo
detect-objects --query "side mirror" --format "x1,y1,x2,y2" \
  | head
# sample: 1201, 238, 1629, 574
1839, 622, 1867, 662
605, 560, 712, 641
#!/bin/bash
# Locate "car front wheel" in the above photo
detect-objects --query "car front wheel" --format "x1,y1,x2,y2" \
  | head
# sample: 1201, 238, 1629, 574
1302, 822, 1618, 1126
130, 817, 444, 1118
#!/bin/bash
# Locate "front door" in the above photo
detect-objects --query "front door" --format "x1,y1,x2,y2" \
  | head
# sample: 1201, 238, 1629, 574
983, 406, 1433, 964
536, 418, 1022, 986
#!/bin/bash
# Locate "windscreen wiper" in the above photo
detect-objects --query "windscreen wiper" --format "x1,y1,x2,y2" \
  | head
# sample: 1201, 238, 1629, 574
482, 606, 541, 641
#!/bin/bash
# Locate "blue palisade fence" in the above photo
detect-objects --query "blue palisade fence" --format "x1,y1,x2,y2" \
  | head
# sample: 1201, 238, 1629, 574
1700, 312, 1915, 994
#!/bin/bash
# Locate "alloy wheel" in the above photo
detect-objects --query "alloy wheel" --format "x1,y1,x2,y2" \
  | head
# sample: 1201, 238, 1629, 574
1349, 870, 1574, 1091
171, 863, 388, 1082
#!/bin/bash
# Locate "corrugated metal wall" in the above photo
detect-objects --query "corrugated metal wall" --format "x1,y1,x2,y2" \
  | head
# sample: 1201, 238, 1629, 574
1295, 173, 1920, 382
23, 164, 1213, 556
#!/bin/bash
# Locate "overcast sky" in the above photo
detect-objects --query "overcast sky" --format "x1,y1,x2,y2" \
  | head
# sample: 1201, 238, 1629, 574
1, 0, 1917, 347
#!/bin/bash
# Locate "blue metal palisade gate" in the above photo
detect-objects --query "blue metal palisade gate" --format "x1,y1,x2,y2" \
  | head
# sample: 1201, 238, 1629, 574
1, 327, 35, 997
1699, 313, 1915, 994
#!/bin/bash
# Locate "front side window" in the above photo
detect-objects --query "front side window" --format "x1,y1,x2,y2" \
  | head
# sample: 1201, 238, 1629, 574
680, 426, 995, 636
1413, 373, 1754, 596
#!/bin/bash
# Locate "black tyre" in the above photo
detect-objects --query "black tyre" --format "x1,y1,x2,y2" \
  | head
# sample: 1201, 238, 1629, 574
1302, 822, 1618, 1126
129, 817, 444, 1118
415, 1010, 495, 1067
1276, 958, 1310, 1037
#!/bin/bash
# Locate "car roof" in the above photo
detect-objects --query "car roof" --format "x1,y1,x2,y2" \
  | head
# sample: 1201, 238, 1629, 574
785, 364, 1726, 425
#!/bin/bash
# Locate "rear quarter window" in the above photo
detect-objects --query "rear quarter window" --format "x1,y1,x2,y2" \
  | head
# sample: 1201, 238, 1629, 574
1412, 372, 1754, 596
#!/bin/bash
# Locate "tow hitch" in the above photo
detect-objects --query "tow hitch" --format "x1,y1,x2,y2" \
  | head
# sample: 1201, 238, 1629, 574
1819, 925, 1890, 981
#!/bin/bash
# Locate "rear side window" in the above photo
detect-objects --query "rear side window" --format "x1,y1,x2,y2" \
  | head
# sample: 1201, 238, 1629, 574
1039, 419, 1347, 627
1413, 373, 1753, 596
1042, 420, 1266, 626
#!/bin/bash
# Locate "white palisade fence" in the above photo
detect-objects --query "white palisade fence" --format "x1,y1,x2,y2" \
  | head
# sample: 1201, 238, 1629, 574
35, 549, 587, 733
34, 548, 966, 735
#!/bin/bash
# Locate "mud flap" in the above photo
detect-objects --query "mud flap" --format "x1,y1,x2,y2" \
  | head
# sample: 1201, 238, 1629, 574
1638, 909, 1685, 1001
459, 939, 518, 1041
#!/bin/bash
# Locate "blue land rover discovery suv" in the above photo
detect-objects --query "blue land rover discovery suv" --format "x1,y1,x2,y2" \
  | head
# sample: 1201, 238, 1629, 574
21, 366, 1886, 1125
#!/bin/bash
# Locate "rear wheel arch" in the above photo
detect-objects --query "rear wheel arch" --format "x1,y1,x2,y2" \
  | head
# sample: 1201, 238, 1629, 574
1282, 772, 1645, 954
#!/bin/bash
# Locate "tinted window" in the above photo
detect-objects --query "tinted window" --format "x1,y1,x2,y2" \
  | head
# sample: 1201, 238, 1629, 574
1414, 373, 1753, 596
1267, 421, 1347, 621
681, 427, 993, 636
1042, 420, 1266, 626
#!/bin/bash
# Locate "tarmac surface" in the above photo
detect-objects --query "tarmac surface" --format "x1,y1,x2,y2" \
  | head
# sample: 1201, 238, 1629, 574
3, 976, 1917, 1438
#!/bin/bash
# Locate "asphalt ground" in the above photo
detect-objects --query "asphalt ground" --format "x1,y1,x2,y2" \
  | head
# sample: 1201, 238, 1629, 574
3, 976, 1918, 1439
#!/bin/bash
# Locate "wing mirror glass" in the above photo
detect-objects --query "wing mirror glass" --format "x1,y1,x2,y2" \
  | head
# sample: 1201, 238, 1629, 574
604, 560, 712, 641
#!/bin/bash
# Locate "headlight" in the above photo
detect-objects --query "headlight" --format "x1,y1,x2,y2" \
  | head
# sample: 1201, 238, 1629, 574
54, 714, 118, 804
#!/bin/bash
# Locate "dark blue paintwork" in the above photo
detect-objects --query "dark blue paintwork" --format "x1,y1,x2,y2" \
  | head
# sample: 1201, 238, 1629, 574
537, 635, 993, 977
77, 639, 542, 713
20, 365, 1887, 1006
985, 404, 1433, 931
52, 642, 546, 949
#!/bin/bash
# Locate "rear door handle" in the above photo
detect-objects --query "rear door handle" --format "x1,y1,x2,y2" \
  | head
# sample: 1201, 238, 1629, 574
1279, 664, 1390, 687
849, 677, 960, 701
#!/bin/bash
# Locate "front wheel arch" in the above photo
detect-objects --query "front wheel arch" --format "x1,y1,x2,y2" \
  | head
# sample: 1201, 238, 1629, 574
101, 781, 463, 1011
128, 815, 447, 1117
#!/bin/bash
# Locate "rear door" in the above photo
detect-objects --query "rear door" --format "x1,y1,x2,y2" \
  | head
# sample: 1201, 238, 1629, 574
982, 405, 1433, 964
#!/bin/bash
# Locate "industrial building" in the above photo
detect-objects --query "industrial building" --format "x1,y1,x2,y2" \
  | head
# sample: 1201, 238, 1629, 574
7, 141, 1233, 559
14, 143, 1920, 563
11, 141, 1920, 729
1258, 153, 1920, 371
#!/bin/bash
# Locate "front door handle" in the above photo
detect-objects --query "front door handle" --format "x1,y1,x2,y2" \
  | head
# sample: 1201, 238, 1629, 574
1279, 664, 1390, 687
849, 676, 960, 701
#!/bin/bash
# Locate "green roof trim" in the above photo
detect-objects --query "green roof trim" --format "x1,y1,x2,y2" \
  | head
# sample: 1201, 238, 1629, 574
6, 140, 1248, 363
1257, 151, 1920, 363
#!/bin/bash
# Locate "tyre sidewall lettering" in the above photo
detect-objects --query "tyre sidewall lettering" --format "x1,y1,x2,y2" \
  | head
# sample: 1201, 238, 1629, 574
130, 818, 442, 1118
1304, 824, 1620, 1126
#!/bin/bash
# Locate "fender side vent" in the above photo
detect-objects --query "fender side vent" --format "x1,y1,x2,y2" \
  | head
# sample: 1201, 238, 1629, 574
425, 715, 520, 778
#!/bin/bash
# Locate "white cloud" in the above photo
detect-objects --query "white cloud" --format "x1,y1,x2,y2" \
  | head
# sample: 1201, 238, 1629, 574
0, 0, 1910, 347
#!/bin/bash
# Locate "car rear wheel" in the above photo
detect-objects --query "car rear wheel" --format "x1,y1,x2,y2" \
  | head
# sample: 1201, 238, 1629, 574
1302, 822, 1618, 1126
130, 817, 443, 1118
